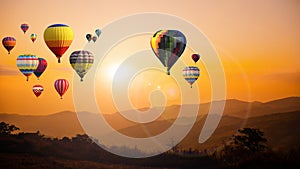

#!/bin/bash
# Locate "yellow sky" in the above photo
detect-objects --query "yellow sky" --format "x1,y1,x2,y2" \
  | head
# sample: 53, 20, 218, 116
0, 0, 299, 115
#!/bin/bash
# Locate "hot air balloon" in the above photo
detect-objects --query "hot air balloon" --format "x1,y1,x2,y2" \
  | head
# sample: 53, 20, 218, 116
34, 58, 47, 80
32, 85, 44, 97
182, 66, 200, 88
30, 33, 37, 43
69, 50, 94, 81
95, 29, 101, 37
191, 53, 200, 64
44, 24, 74, 63
86, 34, 92, 42
150, 30, 186, 75
16, 54, 39, 81
2, 37, 16, 54
54, 79, 69, 99
92, 35, 97, 42
20, 24, 29, 34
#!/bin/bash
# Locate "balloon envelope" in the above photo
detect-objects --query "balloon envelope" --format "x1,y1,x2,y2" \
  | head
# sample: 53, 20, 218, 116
44, 24, 74, 63
182, 66, 200, 88
20, 24, 29, 34
92, 36, 97, 42
95, 29, 101, 37
192, 53, 200, 63
34, 58, 47, 80
2, 37, 16, 54
16, 54, 39, 81
32, 85, 44, 97
150, 30, 186, 75
30, 33, 37, 43
69, 50, 94, 81
86, 34, 92, 42
54, 79, 69, 99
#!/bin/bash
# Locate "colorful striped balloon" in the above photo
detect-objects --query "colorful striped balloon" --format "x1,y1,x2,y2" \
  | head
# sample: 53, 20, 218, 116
16, 54, 39, 81
182, 66, 200, 88
69, 50, 94, 82
2, 37, 16, 54
32, 85, 44, 97
34, 58, 47, 80
150, 30, 186, 75
54, 79, 69, 99
20, 23, 29, 34
44, 24, 74, 63
30, 33, 37, 43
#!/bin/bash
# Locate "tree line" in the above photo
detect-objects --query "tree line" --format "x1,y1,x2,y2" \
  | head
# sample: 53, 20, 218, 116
0, 121, 299, 169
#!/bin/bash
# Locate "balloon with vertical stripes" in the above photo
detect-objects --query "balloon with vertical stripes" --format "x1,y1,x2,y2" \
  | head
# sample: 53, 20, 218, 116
54, 79, 69, 99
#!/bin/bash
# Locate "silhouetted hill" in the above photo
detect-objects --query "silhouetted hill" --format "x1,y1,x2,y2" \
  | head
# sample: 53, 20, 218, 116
0, 96, 299, 142
0, 111, 84, 138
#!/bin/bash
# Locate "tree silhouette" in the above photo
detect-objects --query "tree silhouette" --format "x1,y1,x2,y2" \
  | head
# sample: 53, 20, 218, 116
232, 128, 267, 152
216, 127, 268, 168
0, 122, 19, 135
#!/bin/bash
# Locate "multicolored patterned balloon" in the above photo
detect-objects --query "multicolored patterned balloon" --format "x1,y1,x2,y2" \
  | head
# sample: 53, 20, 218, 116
69, 50, 94, 82
2, 37, 16, 54
34, 58, 47, 80
32, 85, 44, 97
182, 66, 200, 88
44, 24, 74, 63
16, 54, 39, 81
54, 79, 69, 99
150, 30, 186, 75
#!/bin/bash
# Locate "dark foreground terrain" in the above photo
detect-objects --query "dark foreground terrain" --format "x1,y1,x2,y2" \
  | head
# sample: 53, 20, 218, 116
0, 128, 299, 169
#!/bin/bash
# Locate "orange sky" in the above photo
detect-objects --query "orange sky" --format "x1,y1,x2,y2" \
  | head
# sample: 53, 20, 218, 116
0, 0, 299, 115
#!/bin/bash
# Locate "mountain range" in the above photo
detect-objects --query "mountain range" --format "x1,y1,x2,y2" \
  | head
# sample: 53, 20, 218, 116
1, 96, 299, 151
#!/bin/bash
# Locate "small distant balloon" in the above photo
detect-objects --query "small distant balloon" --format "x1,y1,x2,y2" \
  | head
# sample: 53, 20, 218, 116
34, 58, 47, 80
86, 34, 92, 42
30, 33, 37, 43
54, 79, 69, 99
92, 36, 97, 42
32, 85, 44, 97
150, 30, 186, 75
43, 24, 74, 63
16, 54, 39, 81
191, 53, 200, 63
182, 66, 200, 88
20, 23, 29, 34
2, 37, 16, 54
95, 29, 101, 37
69, 50, 94, 82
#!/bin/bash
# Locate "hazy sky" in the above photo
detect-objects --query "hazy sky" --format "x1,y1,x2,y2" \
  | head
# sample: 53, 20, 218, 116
0, 0, 299, 115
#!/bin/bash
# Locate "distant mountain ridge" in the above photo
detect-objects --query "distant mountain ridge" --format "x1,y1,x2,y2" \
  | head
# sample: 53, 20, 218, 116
0, 96, 299, 143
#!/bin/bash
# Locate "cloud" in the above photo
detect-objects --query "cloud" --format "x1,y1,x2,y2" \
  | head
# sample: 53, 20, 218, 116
0, 64, 20, 76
